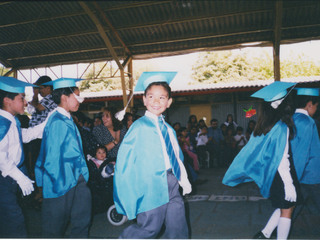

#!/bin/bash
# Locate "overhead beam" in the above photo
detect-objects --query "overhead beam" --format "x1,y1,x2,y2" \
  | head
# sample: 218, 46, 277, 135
79, 1, 123, 70
79, 1, 127, 108
273, 1, 282, 81
93, 1, 131, 55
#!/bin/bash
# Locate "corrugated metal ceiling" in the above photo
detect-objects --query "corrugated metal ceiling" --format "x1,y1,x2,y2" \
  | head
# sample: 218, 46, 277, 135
1, 1, 320, 70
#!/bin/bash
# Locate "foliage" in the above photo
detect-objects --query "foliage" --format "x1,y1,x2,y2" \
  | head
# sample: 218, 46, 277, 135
191, 49, 320, 84
191, 50, 273, 84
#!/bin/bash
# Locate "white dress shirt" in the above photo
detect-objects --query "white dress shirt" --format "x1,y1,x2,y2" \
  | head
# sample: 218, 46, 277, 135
0, 109, 46, 178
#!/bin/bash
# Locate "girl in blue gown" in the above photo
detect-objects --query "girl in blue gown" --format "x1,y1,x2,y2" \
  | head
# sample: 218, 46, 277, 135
223, 82, 302, 239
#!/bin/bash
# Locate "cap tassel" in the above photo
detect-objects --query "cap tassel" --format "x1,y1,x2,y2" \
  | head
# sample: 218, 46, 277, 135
115, 92, 134, 121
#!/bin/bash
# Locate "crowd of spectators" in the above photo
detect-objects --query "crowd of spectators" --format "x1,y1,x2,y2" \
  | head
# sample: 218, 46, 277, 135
173, 114, 255, 170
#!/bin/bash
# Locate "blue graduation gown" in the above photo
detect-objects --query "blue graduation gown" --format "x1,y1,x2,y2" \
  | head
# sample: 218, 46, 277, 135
113, 115, 183, 220
35, 111, 89, 198
291, 112, 320, 184
0, 115, 11, 141
222, 120, 287, 198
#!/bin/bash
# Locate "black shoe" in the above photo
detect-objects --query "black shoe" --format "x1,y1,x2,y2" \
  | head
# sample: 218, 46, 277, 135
253, 231, 268, 239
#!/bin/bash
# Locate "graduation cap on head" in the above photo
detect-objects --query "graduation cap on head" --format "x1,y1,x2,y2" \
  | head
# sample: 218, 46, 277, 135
134, 71, 177, 92
115, 71, 177, 121
295, 88, 320, 96
43, 77, 82, 90
0, 76, 36, 93
251, 82, 296, 102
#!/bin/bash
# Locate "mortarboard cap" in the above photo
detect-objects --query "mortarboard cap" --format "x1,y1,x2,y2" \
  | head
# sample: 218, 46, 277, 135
0, 76, 36, 93
43, 77, 82, 90
134, 71, 177, 92
295, 88, 320, 97
251, 81, 296, 102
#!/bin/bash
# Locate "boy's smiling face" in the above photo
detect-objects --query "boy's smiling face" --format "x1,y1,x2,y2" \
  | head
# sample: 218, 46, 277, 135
143, 85, 172, 116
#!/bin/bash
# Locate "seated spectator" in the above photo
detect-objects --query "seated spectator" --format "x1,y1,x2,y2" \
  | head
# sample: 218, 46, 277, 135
94, 113, 103, 127
221, 126, 236, 167
224, 114, 238, 135
207, 119, 224, 168
245, 120, 256, 141
172, 122, 181, 133
220, 123, 227, 137
196, 126, 209, 168
188, 114, 198, 131
122, 112, 134, 130
87, 145, 115, 214
72, 111, 99, 157
234, 126, 247, 153
188, 125, 198, 153
178, 127, 200, 171
197, 119, 207, 129
92, 107, 126, 159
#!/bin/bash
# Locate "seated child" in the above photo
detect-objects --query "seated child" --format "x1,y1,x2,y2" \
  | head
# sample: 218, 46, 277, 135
87, 145, 115, 178
233, 126, 247, 153
179, 127, 199, 171
87, 145, 115, 214
196, 126, 209, 168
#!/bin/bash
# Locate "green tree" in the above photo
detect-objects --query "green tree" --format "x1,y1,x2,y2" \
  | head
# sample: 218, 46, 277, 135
191, 49, 320, 84
191, 50, 273, 84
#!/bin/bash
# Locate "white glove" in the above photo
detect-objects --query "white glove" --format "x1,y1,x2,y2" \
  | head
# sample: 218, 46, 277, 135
284, 182, 297, 202
17, 175, 35, 196
278, 129, 296, 202
10, 168, 35, 196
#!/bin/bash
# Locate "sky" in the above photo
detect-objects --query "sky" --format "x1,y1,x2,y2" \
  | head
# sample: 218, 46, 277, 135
16, 39, 320, 99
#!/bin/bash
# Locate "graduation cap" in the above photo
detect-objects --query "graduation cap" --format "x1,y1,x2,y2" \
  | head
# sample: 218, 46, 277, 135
251, 82, 296, 102
43, 77, 82, 90
295, 88, 320, 96
0, 76, 36, 93
134, 71, 177, 92
115, 71, 177, 120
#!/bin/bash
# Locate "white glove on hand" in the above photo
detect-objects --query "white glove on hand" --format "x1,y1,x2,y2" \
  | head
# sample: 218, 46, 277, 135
284, 182, 297, 202
17, 175, 35, 196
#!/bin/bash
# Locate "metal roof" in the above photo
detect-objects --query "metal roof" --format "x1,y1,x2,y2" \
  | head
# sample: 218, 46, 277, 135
81, 76, 320, 101
1, 1, 320, 70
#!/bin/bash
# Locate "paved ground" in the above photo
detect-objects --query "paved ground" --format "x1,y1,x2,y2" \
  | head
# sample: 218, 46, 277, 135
23, 167, 320, 239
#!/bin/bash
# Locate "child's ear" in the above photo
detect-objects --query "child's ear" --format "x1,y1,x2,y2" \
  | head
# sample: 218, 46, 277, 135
3, 96, 12, 106
166, 98, 173, 108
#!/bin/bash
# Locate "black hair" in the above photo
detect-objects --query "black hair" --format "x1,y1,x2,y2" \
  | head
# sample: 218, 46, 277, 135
95, 145, 107, 155
35, 76, 53, 90
254, 93, 296, 139
295, 95, 319, 109
210, 118, 218, 124
226, 114, 234, 122
236, 126, 243, 132
101, 106, 123, 131
52, 87, 77, 105
0, 89, 19, 108
144, 82, 172, 98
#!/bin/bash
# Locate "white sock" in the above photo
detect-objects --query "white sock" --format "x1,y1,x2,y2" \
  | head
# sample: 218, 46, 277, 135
261, 208, 281, 238
277, 217, 291, 240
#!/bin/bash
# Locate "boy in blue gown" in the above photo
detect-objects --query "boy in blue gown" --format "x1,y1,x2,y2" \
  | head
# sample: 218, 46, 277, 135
223, 82, 301, 239
290, 88, 320, 226
0, 77, 46, 237
114, 72, 192, 238
35, 78, 91, 238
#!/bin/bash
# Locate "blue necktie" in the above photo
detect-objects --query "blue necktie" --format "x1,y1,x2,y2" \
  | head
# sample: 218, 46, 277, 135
15, 117, 25, 168
158, 117, 181, 180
